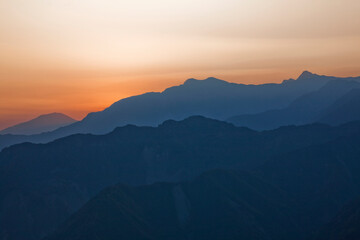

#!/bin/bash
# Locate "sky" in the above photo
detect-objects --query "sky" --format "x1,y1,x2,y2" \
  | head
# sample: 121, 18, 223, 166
0, 0, 360, 129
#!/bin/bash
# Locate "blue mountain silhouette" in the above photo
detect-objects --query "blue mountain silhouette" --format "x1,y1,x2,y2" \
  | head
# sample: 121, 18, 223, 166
0, 113, 77, 135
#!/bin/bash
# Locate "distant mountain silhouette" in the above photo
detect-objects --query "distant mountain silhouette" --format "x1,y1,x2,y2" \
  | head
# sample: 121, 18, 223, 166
317, 197, 360, 240
1, 116, 360, 240
44, 170, 299, 240
0, 71, 346, 151
53, 72, 333, 134
228, 78, 360, 130
318, 88, 360, 126
0, 113, 77, 135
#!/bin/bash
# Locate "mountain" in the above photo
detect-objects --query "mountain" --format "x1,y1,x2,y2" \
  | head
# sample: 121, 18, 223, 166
0, 113, 77, 135
0, 71, 345, 151
48, 71, 333, 135
44, 170, 299, 240
318, 88, 360, 126
317, 198, 360, 240
45, 126, 360, 240
227, 77, 360, 130
0, 72, 349, 151
2, 116, 360, 240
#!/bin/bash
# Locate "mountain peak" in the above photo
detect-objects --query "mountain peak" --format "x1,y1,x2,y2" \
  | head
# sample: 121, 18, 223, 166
184, 77, 228, 85
205, 76, 223, 81
297, 71, 319, 80
36, 112, 75, 120
0, 113, 77, 135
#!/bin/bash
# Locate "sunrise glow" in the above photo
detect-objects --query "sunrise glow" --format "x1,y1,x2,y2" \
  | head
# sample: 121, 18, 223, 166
1, 0, 359, 128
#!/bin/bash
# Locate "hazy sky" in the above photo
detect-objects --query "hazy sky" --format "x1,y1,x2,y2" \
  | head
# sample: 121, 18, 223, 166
1, 0, 360, 129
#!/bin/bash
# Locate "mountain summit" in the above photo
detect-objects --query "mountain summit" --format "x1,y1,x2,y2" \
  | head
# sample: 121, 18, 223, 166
297, 70, 319, 80
184, 77, 229, 85
0, 113, 77, 135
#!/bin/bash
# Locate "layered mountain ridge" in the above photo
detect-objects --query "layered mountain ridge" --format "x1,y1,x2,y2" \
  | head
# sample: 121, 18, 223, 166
228, 77, 360, 129
0, 71, 354, 151
2, 116, 360, 240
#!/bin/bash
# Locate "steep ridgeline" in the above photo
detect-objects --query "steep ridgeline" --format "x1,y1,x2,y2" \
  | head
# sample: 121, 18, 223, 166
0, 71, 333, 150
44, 170, 299, 240
228, 77, 360, 130
0, 113, 77, 135
62, 71, 331, 134
46, 121, 360, 240
1, 117, 360, 240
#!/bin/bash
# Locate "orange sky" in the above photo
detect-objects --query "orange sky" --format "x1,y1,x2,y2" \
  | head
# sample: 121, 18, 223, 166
0, 0, 360, 129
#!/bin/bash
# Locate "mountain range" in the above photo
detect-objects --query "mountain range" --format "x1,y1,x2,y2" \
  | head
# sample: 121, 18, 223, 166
1, 116, 360, 240
1, 72, 360, 240
60, 71, 330, 134
44, 119, 360, 240
227, 78, 360, 130
1, 71, 359, 151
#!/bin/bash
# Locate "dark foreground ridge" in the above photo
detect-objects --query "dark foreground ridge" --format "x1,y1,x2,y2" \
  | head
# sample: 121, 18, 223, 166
1, 116, 360, 240
44, 170, 299, 240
